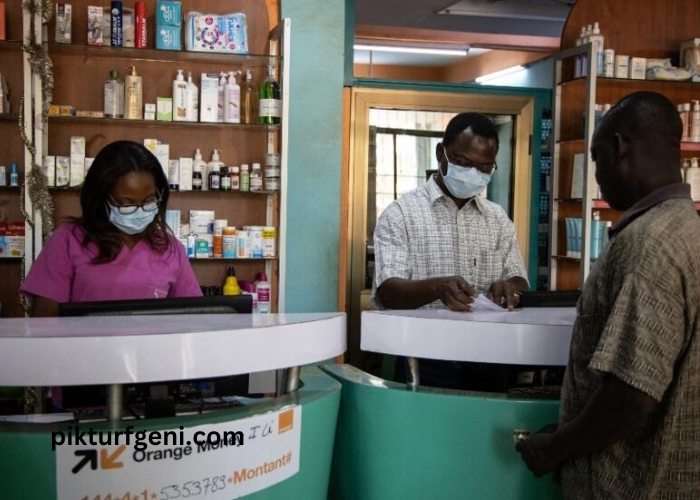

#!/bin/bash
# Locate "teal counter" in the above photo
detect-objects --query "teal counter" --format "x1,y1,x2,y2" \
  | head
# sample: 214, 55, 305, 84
0, 366, 340, 500
323, 364, 562, 500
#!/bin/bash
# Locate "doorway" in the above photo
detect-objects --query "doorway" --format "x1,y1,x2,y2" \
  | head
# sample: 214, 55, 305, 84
346, 87, 536, 370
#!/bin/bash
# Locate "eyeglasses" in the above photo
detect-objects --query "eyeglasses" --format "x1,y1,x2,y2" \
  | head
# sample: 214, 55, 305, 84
108, 196, 162, 215
444, 147, 498, 175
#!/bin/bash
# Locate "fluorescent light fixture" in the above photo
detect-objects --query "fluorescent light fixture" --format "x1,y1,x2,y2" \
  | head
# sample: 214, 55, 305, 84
353, 44, 468, 57
475, 65, 525, 83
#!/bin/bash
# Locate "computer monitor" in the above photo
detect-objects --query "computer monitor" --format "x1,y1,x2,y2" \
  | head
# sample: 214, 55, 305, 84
56, 294, 254, 417
58, 294, 253, 317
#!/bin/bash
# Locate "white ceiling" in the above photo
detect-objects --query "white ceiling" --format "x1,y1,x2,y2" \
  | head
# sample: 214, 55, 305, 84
354, 0, 572, 67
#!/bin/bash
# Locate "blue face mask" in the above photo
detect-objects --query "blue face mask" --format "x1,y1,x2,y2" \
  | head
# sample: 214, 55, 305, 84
441, 147, 493, 200
107, 204, 158, 235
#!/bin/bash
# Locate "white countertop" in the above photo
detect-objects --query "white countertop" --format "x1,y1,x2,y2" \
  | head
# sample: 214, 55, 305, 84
0, 313, 346, 386
361, 308, 575, 366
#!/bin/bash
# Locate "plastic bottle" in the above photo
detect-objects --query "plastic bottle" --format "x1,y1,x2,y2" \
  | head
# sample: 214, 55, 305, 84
193, 148, 208, 191
240, 163, 250, 192
192, 161, 203, 190
172, 69, 188, 122
220, 166, 231, 191
240, 282, 258, 313
241, 69, 258, 124
684, 103, 693, 141
230, 166, 240, 191
687, 157, 700, 201
681, 158, 690, 182
186, 71, 199, 122
250, 162, 263, 192
208, 149, 224, 190
224, 71, 241, 124
104, 69, 124, 118
217, 72, 227, 123
680, 104, 690, 142
0, 166, 6, 187
258, 65, 281, 125
574, 26, 585, 79
9, 163, 19, 187
588, 22, 604, 77
581, 25, 592, 77
222, 266, 241, 296
124, 65, 143, 120
691, 100, 700, 143
255, 272, 271, 313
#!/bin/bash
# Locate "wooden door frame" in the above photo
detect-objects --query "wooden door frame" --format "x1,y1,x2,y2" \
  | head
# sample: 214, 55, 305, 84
345, 87, 535, 367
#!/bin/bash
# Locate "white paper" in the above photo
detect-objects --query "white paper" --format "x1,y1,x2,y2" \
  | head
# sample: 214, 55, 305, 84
472, 294, 506, 312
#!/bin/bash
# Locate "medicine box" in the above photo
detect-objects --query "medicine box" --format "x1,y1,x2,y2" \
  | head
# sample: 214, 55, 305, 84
55, 3, 72, 44
156, 97, 173, 121
156, 25, 181, 51
156, 1, 182, 26
0, 221, 25, 258
199, 73, 219, 123
629, 58, 646, 80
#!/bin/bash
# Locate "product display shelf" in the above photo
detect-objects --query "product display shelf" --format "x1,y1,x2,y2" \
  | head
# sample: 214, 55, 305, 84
0, 3, 29, 318
549, 0, 700, 292
38, 2, 289, 312
46, 42, 280, 67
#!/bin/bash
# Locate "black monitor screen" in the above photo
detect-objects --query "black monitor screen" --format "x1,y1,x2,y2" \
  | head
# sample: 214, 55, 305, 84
58, 294, 253, 317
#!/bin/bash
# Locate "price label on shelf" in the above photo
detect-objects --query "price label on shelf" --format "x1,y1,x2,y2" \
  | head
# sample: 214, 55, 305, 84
56, 406, 301, 500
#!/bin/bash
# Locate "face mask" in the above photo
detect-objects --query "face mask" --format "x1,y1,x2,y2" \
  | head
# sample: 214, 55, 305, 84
107, 204, 158, 235
441, 147, 493, 199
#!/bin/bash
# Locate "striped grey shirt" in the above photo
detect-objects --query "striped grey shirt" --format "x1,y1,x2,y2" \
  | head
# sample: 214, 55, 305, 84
372, 176, 527, 309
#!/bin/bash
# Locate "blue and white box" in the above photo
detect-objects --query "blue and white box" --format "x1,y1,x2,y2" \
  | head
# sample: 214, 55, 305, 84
185, 12, 248, 54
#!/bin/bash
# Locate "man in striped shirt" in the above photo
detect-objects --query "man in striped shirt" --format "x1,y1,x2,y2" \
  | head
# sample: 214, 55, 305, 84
372, 112, 529, 389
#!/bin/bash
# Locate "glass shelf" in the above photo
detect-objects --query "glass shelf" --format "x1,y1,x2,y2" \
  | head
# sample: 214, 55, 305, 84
47, 42, 280, 67
48, 186, 279, 196
189, 257, 278, 262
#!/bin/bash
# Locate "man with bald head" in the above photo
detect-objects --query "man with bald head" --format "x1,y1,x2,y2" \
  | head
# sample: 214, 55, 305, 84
518, 91, 700, 497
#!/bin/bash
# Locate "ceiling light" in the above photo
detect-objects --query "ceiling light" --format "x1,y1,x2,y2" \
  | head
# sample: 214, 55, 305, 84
353, 44, 468, 57
475, 65, 525, 83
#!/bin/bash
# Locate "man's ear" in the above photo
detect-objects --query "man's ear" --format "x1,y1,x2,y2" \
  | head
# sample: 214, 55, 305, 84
615, 133, 629, 162
436, 142, 445, 163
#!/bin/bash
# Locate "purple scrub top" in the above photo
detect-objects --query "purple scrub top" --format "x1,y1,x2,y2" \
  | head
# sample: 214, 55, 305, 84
20, 223, 202, 302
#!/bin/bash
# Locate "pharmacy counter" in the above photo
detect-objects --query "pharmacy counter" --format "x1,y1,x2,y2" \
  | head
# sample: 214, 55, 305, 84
324, 308, 576, 500
0, 313, 345, 500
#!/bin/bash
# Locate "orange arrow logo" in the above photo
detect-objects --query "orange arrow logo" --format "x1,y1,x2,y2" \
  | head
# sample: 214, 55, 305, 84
100, 445, 126, 469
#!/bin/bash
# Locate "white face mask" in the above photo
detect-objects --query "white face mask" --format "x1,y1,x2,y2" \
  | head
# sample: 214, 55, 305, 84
108, 204, 158, 235
440, 146, 493, 199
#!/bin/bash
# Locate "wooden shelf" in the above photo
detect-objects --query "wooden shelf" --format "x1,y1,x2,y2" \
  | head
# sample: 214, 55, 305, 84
559, 76, 700, 89
681, 142, 700, 151
0, 114, 18, 123
48, 115, 280, 131
47, 42, 280, 67
552, 255, 581, 261
554, 198, 614, 209
48, 187, 279, 196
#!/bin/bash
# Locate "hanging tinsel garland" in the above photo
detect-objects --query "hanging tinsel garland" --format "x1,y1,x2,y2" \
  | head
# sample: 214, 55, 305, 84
19, 0, 55, 315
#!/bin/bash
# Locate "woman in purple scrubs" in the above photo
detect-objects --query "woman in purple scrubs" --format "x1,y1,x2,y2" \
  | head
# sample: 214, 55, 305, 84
20, 140, 202, 316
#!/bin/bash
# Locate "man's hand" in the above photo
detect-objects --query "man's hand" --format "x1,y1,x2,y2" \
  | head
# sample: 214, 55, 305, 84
516, 424, 561, 478
432, 276, 476, 312
488, 280, 521, 310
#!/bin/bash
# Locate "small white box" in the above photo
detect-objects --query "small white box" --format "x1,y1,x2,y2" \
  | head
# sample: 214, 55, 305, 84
70, 135, 85, 156
189, 210, 215, 235
155, 143, 170, 178
69, 155, 85, 187
571, 153, 585, 199
43, 156, 56, 187
630, 58, 646, 80
179, 157, 193, 191
87, 6, 103, 45
144, 103, 156, 113
55, 4, 72, 44
168, 159, 180, 189
680, 38, 700, 69
56, 156, 70, 187
143, 138, 159, 153
166, 209, 181, 237
84, 157, 94, 175
200, 73, 219, 123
